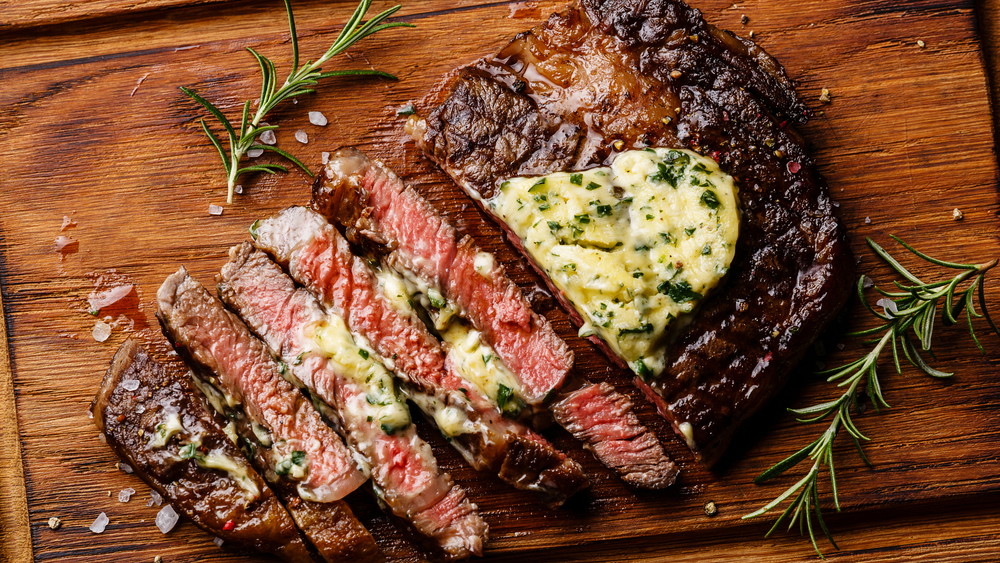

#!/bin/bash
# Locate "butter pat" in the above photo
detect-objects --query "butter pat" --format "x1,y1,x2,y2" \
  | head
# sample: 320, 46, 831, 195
490, 148, 739, 378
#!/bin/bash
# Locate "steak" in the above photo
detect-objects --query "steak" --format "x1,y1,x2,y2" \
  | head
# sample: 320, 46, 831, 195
219, 242, 487, 558
313, 148, 676, 488
156, 268, 380, 560
411, 0, 854, 464
253, 206, 589, 504
92, 339, 313, 562
312, 147, 570, 405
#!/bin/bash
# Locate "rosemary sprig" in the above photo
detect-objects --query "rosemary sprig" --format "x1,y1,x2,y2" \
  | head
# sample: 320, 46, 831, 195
180, 0, 411, 204
742, 235, 998, 557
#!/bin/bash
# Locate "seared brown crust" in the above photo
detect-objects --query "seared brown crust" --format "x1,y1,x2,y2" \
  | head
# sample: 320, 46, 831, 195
92, 339, 313, 562
414, 0, 853, 464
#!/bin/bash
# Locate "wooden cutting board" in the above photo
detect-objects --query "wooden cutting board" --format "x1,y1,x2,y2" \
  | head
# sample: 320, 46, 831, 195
1, 0, 999, 561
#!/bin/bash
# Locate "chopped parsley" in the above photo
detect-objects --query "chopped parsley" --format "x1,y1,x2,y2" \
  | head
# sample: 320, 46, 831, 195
547, 220, 562, 232
701, 190, 721, 209
586, 182, 601, 191
619, 323, 653, 335
596, 204, 613, 217
358, 349, 369, 360
570, 173, 583, 185
657, 280, 703, 303
574, 213, 591, 224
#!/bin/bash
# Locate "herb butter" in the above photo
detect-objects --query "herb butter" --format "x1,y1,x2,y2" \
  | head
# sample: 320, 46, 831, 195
309, 314, 410, 435
489, 148, 739, 378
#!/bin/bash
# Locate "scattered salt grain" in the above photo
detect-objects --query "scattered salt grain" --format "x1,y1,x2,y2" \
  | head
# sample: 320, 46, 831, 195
156, 505, 179, 534
917, 40, 926, 49
864, 216, 872, 224
259, 128, 277, 145
247, 148, 264, 158
92, 321, 112, 343
48, 516, 62, 530
154, 557, 163, 563
234, 185, 244, 194
61, 216, 76, 231
148, 490, 163, 507
208, 204, 224, 216
98, 433, 107, 443
213, 537, 225, 547
321, 151, 330, 164
836, 343, 845, 351
90, 512, 109, 533
118, 488, 136, 502
308, 111, 328, 126
120, 462, 133, 474
55, 235, 78, 252
876, 298, 898, 317
121, 379, 140, 392
953, 208, 963, 220
88, 284, 134, 314
294, 130, 309, 144
862, 275, 874, 289
819, 88, 831, 103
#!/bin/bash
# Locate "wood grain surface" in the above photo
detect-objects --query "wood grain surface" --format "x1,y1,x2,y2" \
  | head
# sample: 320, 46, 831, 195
1, 0, 999, 561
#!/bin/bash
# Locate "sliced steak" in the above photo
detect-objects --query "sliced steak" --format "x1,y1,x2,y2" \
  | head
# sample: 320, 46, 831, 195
314, 148, 675, 488
313, 147, 570, 405
92, 339, 312, 562
253, 206, 588, 504
157, 267, 367, 502
552, 383, 676, 488
219, 243, 487, 558
156, 268, 379, 560
411, 0, 854, 464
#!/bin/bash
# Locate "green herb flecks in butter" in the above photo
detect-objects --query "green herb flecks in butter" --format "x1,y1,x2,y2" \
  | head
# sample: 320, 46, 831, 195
309, 314, 410, 435
489, 148, 739, 378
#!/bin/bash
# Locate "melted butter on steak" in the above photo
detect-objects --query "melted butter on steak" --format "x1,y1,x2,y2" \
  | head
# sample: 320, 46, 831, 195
490, 148, 739, 378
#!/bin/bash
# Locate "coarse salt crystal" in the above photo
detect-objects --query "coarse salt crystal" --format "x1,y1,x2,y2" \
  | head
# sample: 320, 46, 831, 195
247, 148, 264, 158
148, 490, 163, 507
89, 512, 109, 533
88, 284, 134, 314
156, 505, 179, 534
213, 537, 225, 547
259, 129, 277, 145
876, 298, 898, 316
118, 488, 136, 502
294, 130, 309, 144
121, 379, 140, 392
234, 185, 244, 194
54, 235, 77, 252
308, 111, 328, 126
48, 516, 62, 530
862, 275, 874, 289
208, 205, 224, 216
864, 216, 872, 224
92, 321, 112, 342
120, 462, 133, 474
953, 208, 963, 220
61, 216, 76, 231
321, 152, 330, 164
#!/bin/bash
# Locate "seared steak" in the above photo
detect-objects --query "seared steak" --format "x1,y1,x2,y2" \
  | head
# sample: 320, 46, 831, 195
253, 207, 589, 504
313, 147, 571, 405
411, 0, 854, 464
92, 339, 312, 562
313, 148, 675, 488
156, 268, 380, 560
219, 243, 487, 558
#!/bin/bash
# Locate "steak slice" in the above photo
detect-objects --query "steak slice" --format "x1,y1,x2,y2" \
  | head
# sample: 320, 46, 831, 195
92, 339, 312, 562
411, 0, 854, 464
314, 147, 676, 489
313, 147, 570, 405
253, 206, 589, 504
156, 268, 379, 560
219, 243, 487, 558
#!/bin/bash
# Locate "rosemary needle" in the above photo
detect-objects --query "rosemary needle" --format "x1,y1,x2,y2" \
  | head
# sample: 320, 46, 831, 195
742, 235, 998, 558
180, 0, 412, 204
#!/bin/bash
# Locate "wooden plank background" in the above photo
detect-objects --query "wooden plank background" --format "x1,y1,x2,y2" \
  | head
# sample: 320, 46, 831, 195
1, 0, 999, 561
